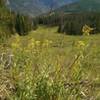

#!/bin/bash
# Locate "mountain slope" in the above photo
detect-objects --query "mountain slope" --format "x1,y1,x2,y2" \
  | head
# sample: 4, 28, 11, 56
7, 0, 78, 16
57, 0, 100, 13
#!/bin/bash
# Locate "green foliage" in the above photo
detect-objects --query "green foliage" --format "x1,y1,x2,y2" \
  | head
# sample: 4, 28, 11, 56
0, 0, 5, 6
15, 14, 28, 35
37, 13, 100, 35
0, 0, 38, 42
15, 14, 37, 36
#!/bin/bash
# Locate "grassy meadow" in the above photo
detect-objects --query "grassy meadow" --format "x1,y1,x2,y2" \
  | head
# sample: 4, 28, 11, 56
0, 26, 100, 99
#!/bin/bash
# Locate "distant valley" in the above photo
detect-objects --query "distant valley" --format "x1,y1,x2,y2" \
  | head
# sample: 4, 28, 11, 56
6, 0, 78, 16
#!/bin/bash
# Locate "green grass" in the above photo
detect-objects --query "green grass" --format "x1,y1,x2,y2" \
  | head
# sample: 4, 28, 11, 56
27, 26, 100, 68
0, 26, 100, 100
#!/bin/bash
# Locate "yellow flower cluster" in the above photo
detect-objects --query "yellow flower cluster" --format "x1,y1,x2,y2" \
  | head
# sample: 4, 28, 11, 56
77, 41, 85, 47
75, 40, 87, 53
10, 36, 53, 55
27, 38, 35, 49
82, 24, 94, 36
11, 34, 21, 49
42, 40, 53, 47
27, 38, 53, 49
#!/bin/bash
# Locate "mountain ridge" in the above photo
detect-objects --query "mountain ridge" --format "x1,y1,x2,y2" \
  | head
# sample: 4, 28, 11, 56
7, 0, 78, 16
56, 0, 100, 13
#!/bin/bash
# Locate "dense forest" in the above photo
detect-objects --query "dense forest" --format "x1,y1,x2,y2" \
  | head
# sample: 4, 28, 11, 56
0, 0, 37, 41
37, 12, 100, 35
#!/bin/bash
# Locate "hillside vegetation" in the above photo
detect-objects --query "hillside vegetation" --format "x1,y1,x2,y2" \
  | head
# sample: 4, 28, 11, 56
0, 26, 100, 99
37, 12, 100, 35
57, 0, 100, 12
0, 0, 100, 99
8, 0, 76, 16
0, 0, 37, 42
0, 0, 14, 40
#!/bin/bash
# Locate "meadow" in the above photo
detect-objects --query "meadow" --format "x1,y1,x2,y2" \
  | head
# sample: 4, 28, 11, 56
0, 26, 100, 100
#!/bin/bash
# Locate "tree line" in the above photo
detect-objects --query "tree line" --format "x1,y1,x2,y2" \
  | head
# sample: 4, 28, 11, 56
14, 14, 37, 35
0, 0, 37, 39
1, 0, 100, 36
36, 12, 100, 35
4, 13, 38, 36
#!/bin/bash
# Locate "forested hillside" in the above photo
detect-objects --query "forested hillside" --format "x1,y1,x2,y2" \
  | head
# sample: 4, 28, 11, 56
56, 0, 100, 13
36, 12, 100, 35
8, 0, 78, 16
0, 0, 37, 42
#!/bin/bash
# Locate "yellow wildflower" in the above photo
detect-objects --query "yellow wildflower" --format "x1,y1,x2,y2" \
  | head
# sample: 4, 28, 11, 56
11, 42, 20, 49
35, 41, 41, 46
28, 38, 35, 48
77, 41, 85, 47
82, 24, 94, 36
49, 40, 53, 44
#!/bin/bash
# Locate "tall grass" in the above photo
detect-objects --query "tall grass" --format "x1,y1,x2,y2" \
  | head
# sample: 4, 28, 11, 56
0, 27, 100, 99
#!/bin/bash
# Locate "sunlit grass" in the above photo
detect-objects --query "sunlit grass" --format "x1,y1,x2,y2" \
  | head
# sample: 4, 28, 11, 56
0, 26, 100, 99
